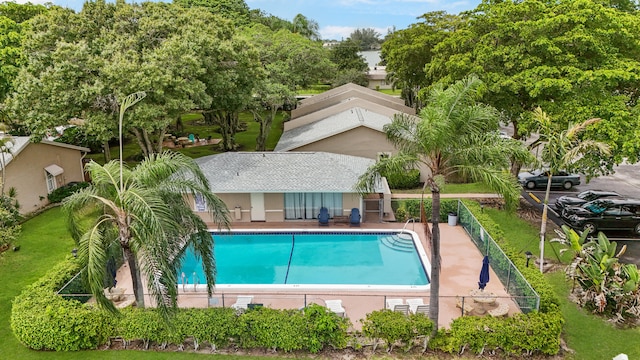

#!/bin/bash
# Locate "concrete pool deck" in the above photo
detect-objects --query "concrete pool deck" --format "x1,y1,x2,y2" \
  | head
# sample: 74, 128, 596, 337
113, 220, 520, 329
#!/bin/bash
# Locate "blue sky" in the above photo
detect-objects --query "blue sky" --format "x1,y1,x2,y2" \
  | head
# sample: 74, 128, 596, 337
4, 0, 482, 40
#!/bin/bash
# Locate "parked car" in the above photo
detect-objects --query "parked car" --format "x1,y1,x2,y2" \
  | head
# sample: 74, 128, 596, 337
554, 190, 622, 212
562, 198, 640, 235
517, 169, 581, 190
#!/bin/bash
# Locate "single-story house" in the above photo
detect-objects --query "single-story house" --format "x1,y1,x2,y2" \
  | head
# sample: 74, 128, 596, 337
0, 136, 89, 214
277, 83, 418, 162
194, 152, 391, 223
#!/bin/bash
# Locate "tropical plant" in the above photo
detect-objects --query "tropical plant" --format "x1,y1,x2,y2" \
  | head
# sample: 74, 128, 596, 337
357, 75, 533, 334
530, 107, 610, 272
553, 226, 640, 323
63, 151, 230, 318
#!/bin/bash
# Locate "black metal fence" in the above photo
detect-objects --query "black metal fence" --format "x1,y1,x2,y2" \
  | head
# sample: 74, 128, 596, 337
457, 200, 540, 313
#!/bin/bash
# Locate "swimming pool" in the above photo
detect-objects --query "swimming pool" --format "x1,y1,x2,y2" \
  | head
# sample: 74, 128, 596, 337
179, 229, 430, 291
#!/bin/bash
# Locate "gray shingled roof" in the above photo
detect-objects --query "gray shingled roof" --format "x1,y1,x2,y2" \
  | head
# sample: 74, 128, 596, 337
274, 107, 390, 152
0, 136, 90, 170
196, 152, 376, 193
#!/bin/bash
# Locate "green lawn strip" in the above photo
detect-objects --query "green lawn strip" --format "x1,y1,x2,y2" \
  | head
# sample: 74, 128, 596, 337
484, 208, 639, 359
484, 208, 573, 264
0, 208, 304, 359
547, 272, 640, 360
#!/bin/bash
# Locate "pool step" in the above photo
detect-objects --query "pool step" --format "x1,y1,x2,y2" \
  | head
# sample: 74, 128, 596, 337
380, 234, 414, 252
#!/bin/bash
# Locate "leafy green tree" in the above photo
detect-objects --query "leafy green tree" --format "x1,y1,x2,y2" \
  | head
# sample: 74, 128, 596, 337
6, 2, 235, 158
357, 75, 532, 332
173, 0, 250, 24
331, 68, 369, 88
63, 151, 230, 316
530, 107, 610, 272
250, 82, 295, 151
348, 28, 381, 51
0, 2, 48, 102
330, 39, 368, 72
248, 9, 292, 32
291, 14, 320, 41
428, 0, 640, 167
381, 11, 458, 110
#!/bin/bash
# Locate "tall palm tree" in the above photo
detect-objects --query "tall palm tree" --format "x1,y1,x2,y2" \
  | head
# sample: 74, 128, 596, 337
530, 107, 610, 272
357, 75, 532, 333
63, 151, 230, 317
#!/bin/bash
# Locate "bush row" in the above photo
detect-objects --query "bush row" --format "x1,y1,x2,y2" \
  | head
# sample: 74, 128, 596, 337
394, 198, 458, 223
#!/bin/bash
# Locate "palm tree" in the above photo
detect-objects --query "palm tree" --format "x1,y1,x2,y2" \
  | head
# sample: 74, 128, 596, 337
63, 151, 230, 317
529, 107, 610, 272
357, 75, 532, 333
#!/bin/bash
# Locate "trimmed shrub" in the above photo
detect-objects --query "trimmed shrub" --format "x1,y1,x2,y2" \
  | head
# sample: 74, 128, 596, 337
47, 182, 89, 203
11, 258, 115, 351
361, 309, 434, 353
384, 169, 421, 190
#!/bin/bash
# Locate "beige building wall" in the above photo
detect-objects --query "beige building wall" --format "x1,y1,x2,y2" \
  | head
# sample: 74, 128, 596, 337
292, 127, 396, 159
197, 192, 365, 224
4, 142, 86, 214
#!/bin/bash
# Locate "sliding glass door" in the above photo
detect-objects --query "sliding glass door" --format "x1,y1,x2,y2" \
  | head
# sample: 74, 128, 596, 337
284, 193, 343, 220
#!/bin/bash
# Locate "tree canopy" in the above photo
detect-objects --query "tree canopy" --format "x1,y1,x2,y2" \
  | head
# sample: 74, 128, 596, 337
426, 0, 640, 169
5, 1, 241, 157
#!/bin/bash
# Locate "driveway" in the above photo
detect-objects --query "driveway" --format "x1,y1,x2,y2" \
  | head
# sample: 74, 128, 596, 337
521, 162, 640, 265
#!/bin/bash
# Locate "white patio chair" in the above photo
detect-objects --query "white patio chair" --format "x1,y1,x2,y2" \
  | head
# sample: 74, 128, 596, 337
406, 298, 424, 314
231, 295, 254, 310
386, 298, 404, 310
325, 299, 346, 317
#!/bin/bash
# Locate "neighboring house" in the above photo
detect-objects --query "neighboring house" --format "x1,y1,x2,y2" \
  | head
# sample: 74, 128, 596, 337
0, 136, 89, 214
359, 50, 392, 90
194, 152, 391, 223
277, 83, 416, 160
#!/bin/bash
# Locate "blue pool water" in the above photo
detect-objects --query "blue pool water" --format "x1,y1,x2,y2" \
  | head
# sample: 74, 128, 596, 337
179, 231, 430, 287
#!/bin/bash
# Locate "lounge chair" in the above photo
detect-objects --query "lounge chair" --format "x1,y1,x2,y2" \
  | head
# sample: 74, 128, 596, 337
349, 208, 361, 226
386, 298, 404, 309
318, 207, 330, 226
325, 299, 346, 317
393, 304, 410, 315
414, 304, 430, 315
406, 298, 425, 314
231, 295, 254, 310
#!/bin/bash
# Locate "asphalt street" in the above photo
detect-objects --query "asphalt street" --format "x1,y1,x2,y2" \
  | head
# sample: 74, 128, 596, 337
520, 162, 640, 265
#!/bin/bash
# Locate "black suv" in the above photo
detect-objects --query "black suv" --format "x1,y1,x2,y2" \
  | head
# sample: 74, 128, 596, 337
554, 190, 622, 212
562, 198, 640, 235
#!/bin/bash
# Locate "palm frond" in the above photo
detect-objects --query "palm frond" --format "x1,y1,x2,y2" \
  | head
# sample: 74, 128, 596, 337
78, 219, 117, 314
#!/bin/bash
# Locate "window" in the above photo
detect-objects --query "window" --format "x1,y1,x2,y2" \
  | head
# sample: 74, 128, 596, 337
44, 164, 64, 193
45, 171, 56, 193
194, 193, 207, 212
284, 193, 342, 219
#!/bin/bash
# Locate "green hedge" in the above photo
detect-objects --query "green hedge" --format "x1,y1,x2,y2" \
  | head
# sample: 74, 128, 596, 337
10, 257, 115, 351
47, 182, 89, 204
384, 169, 421, 190
394, 198, 458, 223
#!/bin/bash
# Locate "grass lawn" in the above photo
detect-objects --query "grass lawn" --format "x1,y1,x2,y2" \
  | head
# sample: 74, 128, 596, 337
0, 207, 289, 360
484, 208, 640, 359
86, 111, 286, 165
